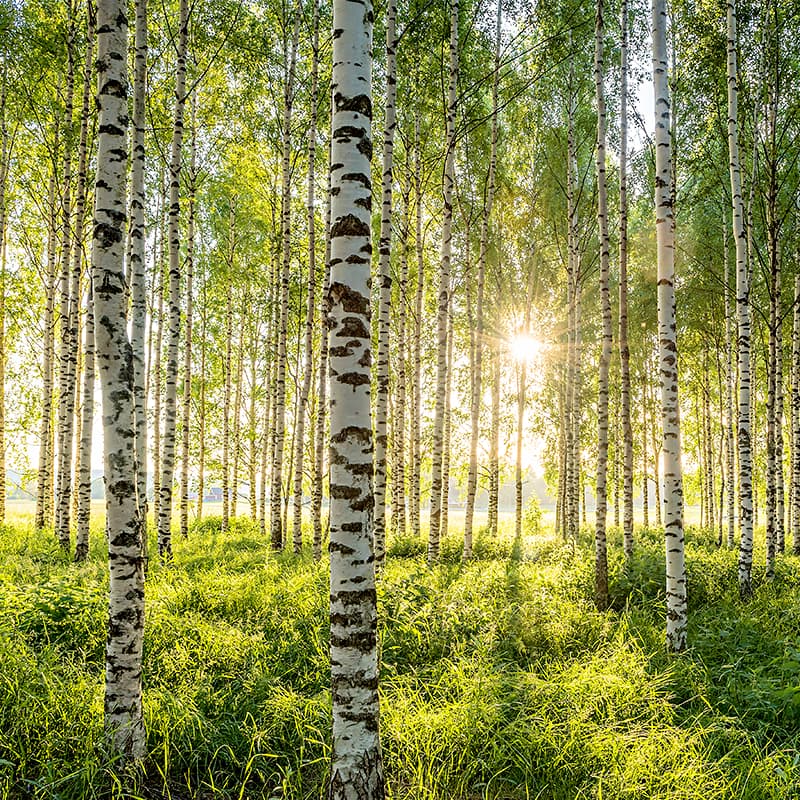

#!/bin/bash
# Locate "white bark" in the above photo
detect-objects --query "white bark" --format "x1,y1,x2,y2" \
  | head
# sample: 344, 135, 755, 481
652, 0, 687, 651
179, 93, 196, 539
792, 269, 800, 555
158, 0, 189, 560
429, 0, 459, 563
312, 139, 332, 560
727, 0, 754, 598
373, 0, 397, 566
270, 5, 301, 549
36, 165, 58, 530
93, 0, 145, 758
594, 0, 611, 609
619, 0, 634, 557
130, 0, 148, 544
55, 12, 76, 550
75, 284, 94, 561
291, 0, 321, 553
410, 116, 424, 541
327, 0, 384, 790
723, 211, 735, 548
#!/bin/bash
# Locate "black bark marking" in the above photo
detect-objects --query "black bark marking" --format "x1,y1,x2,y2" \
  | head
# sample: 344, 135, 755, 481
330, 214, 370, 239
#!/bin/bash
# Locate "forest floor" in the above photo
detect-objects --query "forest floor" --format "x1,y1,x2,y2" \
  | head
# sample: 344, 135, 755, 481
1, 513, 799, 800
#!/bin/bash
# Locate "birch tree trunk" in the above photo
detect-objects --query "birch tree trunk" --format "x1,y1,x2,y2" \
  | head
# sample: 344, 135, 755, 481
441, 291, 454, 541
0, 76, 9, 523
93, 0, 145, 757
392, 175, 410, 540
55, 8, 76, 551
222, 229, 233, 532
642, 376, 649, 529
69, 3, 95, 561
792, 268, 800, 555
410, 116, 424, 541
488, 350, 500, 537
652, 0, 686, 651
565, 85, 581, 543
151, 191, 166, 532
594, 0, 612, 610
724, 212, 735, 548
514, 364, 526, 541
464, 0, 500, 557
270, 5, 300, 550
373, 0, 397, 567
130, 0, 148, 542
727, 0, 754, 598
179, 93, 196, 539
197, 294, 206, 521
776, 318, 785, 553
158, 0, 189, 560
428, 0, 459, 564
248, 336, 258, 521
291, 0, 321, 554
232, 326, 245, 518
36, 164, 59, 530
312, 143, 332, 560
75, 284, 94, 561
327, 0, 384, 790
766, 257, 777, 576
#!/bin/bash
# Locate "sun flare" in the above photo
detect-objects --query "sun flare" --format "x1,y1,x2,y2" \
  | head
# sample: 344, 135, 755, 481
509, 333, 543, 362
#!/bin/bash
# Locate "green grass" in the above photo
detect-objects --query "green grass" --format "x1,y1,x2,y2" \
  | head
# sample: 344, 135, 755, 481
1, 516, 799, 799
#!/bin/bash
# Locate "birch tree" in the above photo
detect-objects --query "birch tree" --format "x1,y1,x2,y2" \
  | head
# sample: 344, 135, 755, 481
619, 0, 634, 558
429, 0, 459, 564
594, 0, 612, 610
727, 0, 754, 599
373, 0, 397, 567
130, 0, 148, 540
270, 4, 300, 550
158, 0, 189, 560
93, 0, 145, 758
327, 0, 384, 790
652, 0, 687, 651
464, 0, 500, 558
291, 0, 321, 554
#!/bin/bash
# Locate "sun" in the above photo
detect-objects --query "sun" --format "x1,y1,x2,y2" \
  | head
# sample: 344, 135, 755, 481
509, 333, 542, 363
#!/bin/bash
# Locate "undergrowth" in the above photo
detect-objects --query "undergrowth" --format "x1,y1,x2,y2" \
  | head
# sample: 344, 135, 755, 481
0, 516, 798, 798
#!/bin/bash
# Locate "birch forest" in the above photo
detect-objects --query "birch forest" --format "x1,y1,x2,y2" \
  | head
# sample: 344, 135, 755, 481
1, 0, 800, 795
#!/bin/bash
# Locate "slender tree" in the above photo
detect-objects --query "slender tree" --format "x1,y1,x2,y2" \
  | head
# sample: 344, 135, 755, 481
130, 0, 148, 541
619, 0, 634, 558
75, 283, 94, 560
36, 164, 58, 531
93, 0, 145, 758
158, 0, 189, 560
327, 0, 384, 789
270, 3, 300, 550
373, 0, 398, 567
179, 92, 196, 539
54, 2, 76, 551
429, 0, 459, 563
594, 0, 612, 610
727, 0, 753, 598
792, 261, 800, 555
291, 0, 321, 554
652, 0, 686, 651
464, 0, 501, 558
312, 140, 332, 560
410, 115, 424, 541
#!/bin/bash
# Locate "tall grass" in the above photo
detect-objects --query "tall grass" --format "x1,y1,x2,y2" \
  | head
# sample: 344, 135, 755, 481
0, 517, 798, 798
